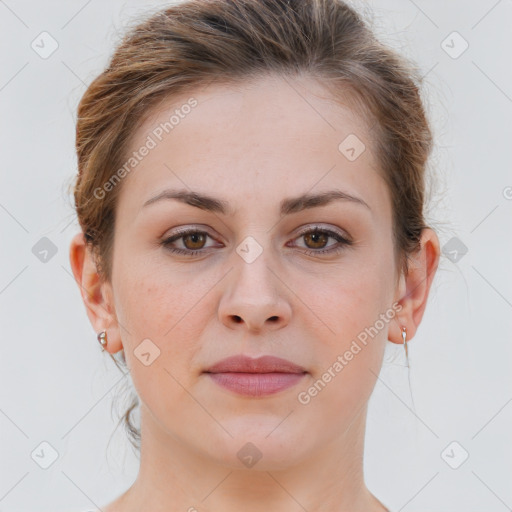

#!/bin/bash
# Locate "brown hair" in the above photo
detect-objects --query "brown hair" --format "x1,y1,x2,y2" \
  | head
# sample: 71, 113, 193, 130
72, 0, 434, 453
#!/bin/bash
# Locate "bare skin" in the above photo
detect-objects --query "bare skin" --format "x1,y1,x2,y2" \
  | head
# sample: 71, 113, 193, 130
70, 73, 440, 512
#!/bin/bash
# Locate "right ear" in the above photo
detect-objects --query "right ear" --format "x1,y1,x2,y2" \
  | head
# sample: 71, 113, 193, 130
68, 232, 123, 354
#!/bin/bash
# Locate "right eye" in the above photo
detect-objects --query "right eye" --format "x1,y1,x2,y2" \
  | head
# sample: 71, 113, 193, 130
161, 228, 221, 256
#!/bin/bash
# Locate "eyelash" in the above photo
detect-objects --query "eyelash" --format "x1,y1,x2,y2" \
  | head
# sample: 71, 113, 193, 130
161, 226, 353, 257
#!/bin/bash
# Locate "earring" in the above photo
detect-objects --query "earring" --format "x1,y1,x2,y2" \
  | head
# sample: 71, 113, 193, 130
401, 326, 409, 367
97, 330, 107, 350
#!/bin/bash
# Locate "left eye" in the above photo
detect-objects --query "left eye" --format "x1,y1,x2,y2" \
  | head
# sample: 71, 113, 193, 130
289, 227, 352, 255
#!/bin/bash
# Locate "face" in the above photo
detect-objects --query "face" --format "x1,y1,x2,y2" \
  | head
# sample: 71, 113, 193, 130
106, 74, 402, 469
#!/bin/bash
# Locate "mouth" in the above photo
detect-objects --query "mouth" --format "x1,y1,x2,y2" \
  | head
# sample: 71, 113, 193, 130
203, 355, 307, 397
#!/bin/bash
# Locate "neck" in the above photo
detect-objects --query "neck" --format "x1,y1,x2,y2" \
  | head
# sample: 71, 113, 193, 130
108, 403, 388, 512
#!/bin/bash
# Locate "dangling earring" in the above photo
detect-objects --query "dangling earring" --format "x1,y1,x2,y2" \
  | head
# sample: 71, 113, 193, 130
401, 326, 409, 367
97, 330, 107, 350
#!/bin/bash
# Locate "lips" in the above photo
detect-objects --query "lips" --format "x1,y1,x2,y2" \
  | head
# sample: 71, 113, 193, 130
204, 355, 307, 374
204, 355, 307, 397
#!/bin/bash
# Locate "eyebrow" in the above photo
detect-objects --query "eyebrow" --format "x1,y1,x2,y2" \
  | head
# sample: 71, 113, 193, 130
142, 188, 371, 215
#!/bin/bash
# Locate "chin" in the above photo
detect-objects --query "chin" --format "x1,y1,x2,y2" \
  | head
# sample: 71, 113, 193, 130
201, 420, 311, 471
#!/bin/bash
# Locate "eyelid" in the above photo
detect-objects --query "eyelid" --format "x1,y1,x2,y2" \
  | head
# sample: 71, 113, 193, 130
293, 223, 350, 240
163, 224, 350, 243
163, 227, 219, 245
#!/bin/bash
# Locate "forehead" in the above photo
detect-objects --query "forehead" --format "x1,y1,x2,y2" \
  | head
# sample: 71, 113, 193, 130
116, 73, 388, 217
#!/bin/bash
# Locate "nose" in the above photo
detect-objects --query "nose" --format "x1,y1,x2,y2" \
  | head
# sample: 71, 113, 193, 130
218, 249, 292, 334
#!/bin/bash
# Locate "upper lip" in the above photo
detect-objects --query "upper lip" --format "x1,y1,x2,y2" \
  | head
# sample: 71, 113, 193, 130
204, 355, 307, 374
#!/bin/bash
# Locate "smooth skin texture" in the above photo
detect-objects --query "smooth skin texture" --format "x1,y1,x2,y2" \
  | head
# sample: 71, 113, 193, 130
70, 73, 440, 512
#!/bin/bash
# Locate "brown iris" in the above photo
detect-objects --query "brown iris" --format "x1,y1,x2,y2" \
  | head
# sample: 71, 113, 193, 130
182, 232, 207, 250
303, 231, 329, 249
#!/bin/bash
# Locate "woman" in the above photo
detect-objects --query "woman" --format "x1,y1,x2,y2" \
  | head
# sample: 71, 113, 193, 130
69, 0, 440, 510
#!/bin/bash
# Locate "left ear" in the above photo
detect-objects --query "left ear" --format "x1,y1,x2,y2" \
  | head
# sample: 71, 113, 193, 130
388, 227, 441, 344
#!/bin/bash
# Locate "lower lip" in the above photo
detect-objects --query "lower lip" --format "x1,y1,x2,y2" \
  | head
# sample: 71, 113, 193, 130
206, 372, 306, 397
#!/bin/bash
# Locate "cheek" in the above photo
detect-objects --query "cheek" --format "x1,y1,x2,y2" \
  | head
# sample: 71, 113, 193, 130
112, 257, 218, 374
293, 268, 392, 430
112, 267, 212, 420
291, 253, 395, 417
114, 244, 192, 329
295, 259, 393, 346
338, 273, 391, 340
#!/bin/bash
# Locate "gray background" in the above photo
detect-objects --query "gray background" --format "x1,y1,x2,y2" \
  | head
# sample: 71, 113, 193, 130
1, 0, 511, 510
